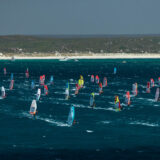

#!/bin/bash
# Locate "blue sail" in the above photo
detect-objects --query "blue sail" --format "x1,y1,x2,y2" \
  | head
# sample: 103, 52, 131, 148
50, 75, 54, 84
31, 80, 35, 89
66, 82, 69, 89
90, 93, 95, 107
11, 73, 14, 80
67, 106, 75, 126
114, 67, 117, 74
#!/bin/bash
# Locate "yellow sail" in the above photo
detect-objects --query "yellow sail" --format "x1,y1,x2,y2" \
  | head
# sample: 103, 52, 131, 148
80, 75, 84, 80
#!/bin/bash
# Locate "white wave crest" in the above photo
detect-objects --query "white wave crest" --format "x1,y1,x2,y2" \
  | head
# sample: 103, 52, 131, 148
129, 121, 159, 127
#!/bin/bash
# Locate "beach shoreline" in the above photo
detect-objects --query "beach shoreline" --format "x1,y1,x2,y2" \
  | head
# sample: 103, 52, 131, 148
1, 53, 160, 59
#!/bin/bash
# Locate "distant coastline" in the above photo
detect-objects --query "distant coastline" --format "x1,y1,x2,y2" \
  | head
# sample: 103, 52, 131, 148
0, 35, 160, 54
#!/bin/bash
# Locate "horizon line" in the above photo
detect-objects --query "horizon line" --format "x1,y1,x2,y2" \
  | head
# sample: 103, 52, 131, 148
1, 34, 160, 38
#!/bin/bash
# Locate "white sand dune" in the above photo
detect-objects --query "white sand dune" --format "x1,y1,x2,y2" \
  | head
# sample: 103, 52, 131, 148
1, 53, 160, 59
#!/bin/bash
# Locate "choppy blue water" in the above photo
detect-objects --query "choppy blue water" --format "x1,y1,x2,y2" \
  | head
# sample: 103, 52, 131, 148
0, 59, 160, 159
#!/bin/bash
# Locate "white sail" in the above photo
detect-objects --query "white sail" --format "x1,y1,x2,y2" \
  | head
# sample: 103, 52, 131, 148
36, 88, 41, 101
1, 86, 5, 98
30, 100, 37, 115
155, 88, 159, 102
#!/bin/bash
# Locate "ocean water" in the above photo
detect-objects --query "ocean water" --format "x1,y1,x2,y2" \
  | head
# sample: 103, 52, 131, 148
0, 59, 160, 159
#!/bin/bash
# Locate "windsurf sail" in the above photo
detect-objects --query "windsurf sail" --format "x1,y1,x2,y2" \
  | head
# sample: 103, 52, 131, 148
158, 77, 160, 86
3, 68, 6, 75
78, 79, 84, 88
75, 83, 80, 95
30, 100, 37, 115
80, 75, 83, 80
114, 67, 117, 74
103, 77, 107, 87
125, 91, 131, 106
50, 75, 54, 84
78, 79, 81, 87
25, 68, 29, 78
44, 85, 48, 95
11, 73, 14, 80
114, 96, 121, 111
90, 92, 95, 107
79, 75, 84, 87
146, 82, 150, 93
36, 88, 41, 101
95, 75, 99, 84
67, 106, 75, 126
1, 86, 5, 98
132, 83, 138, 96
150, 78, 154, 87
91, 75, 94, 83
99, 82, 103, 94
75, 75, 84, 94
77, 75, 84, 88
9, 80, 14, 90
155, 88, 159, 102
31, 80, 35, 89
39, 75, 45, 85
65, 82, 69, 100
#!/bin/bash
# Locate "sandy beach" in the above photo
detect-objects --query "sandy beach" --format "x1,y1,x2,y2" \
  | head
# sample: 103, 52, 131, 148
0, 53, 160, 59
